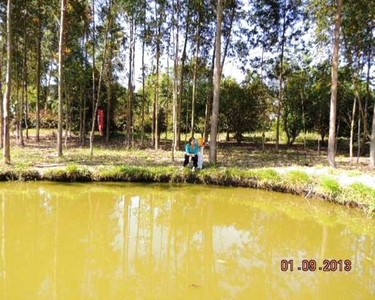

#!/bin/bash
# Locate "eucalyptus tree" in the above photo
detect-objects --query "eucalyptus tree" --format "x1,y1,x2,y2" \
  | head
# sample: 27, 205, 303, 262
35, 0, 44, 142
176, 0, 191, 147
339, 0, 375, 166
2, 0, 12, 164
153, 0, 168, 149
119, 0, 140, 147
203, 0, 238, 143
246, 0, 306, 151
209, 0, 222, 163
189, 0, 203, 138
57, 0, 66, 157
171, 0, 179, 159
341, 0, 375, 158
0, 36, 3, 149
327, 0, 343, 167
89, 0, 117, 156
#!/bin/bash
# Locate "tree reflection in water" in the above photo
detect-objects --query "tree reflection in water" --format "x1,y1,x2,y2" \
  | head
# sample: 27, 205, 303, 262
0, 182, 374, 299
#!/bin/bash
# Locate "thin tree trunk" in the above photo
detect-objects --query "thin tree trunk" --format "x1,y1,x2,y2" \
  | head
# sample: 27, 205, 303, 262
204, 41, 215, 143
64, 91, 69, 147
327, 0, 343, 168
154, 3, 161, 150
190, 12, 202, 138
23, 0, 29, 140
354, 78, 368, 157
0, 44, 3, 149
165, 45, 170, 140
141, 32, 145, 145
106, 57, 112, 145
79, 84, 84, 145
369, 49, 375, 167
370, 95, 375, 167
275, 5, 287, 152
90, 0, 112, 156
81, 27, 89, 147
21, 79, 25, 146
126, 17, 134, 148
18, 73, 23, 146
3, 0, 12, 164
357, 110, 360, 163
209, 0, 222, 164
172, 0, 179, 161
366, 49, 372, 164
24, 62, 29, 140
90, 0, 96, 154
349, 97, 356, 160
177, 7, 190, 149
57, 0, 66, 157
36, 0, 42, 142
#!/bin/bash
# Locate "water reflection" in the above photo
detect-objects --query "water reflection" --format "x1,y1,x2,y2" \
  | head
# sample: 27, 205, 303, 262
0, 182, 374, 299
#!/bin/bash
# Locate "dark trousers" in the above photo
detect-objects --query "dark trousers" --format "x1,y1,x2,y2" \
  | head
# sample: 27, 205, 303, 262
184, 154, 198, 168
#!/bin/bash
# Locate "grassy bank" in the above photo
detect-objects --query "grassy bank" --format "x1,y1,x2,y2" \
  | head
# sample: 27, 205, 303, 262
1, 163, 374, 215
1, 133, 375, 215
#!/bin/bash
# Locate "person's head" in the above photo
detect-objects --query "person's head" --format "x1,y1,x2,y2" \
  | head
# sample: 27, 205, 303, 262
188, 137, 195, 145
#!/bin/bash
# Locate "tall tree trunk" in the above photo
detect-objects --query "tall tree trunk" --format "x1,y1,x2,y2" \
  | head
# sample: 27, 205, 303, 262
105, 16, 114, 145
126, 17, 134, 148
209, 0, 222, 164
327, 0, 343, 168
275, 5, 287, 152
0, 44, 3, 149
154, 4, 161, 150
36, 0, 42, 142
172, 0, 179, 161
357, 109, 360, 163
177, 7, 190, 149
79, 84, 84, 145
106, 55, 112, 145
349, 97, 356, 161
89, 0, 112, 156
361, 56, 370, 154
23, 4, 29, 141
141, 30, 145, 145
204, 41, 215, 143
190, 11, 202, 138
18, 72, 23, 146
64, 91, 69, 147
3, 0, 12, 164
204, 6, 233, 143
90, 0, 96, 155
370, 96, 375, 167
369, 48, 375, 167
57, 0, 66, 157
81, 27, 89, 147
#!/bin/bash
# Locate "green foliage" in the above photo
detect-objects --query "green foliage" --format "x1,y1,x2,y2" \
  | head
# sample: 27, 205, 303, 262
319, 176, 341, 198
286, 170, 312, 185
343, 183, 375, 207
220, 77, 269, 143
44, 165, 92, 182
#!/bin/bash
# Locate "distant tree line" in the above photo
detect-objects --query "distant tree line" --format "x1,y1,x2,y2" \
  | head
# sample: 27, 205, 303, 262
0, 0, 374, 167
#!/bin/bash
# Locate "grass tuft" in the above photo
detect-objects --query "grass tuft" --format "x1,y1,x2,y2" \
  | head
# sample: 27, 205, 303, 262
319, 176, 341, 199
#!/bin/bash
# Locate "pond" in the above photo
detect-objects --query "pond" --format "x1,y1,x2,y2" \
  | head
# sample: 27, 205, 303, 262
0, 182, 374, 299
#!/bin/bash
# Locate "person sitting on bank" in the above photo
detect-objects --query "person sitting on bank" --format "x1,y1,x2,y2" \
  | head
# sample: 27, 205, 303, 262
183, 137, 199, 170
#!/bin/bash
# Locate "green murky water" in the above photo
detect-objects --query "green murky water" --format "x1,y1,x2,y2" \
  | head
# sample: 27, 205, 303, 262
0, 182, 374, 299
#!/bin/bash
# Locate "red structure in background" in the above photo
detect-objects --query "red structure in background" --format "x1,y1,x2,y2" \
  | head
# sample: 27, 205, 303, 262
98, 109, 105, 136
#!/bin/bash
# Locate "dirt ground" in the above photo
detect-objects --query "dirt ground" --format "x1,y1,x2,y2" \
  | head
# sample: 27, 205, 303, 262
3, 133, 375, 188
